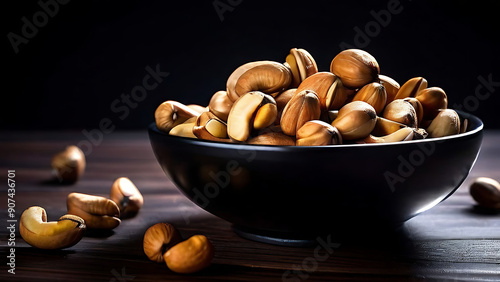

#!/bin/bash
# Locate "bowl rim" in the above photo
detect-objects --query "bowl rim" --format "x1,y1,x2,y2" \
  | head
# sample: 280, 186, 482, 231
148, 110, 483, 150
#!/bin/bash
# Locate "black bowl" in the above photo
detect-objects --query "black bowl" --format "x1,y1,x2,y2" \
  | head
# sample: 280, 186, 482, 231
148, 111, 483, 245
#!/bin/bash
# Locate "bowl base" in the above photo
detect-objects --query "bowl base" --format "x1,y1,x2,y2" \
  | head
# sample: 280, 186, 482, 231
233, 225, 318, 247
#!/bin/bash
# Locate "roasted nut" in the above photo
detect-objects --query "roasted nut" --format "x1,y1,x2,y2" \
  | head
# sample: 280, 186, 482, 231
67, 193, 121, 229
320, 110, 339, 124
169, 117, 197, 139
426, 109, 460, 138
415, 87, 448, 120
227, 91, 277, 142
110, 177, 144, 218
280, 90, 321, 136
352, 82, 387, 114
143, 223, 182, 263
51, 145, 86, 184
193, 111, 229, 141
382, 99, 418, 128
330, 49, 380, 89
226, 61, 292, 101
275, 88, 296, 123
372, 116, 408, 136
470, 177, 500, 209
358, 127, 414, 143
20, 206, 86, 249
403, 97, 424, 126
379, 74, 400, 104
394, 77, 427, 100
208, 91, 233, 122
187, 104, 208, 114
297, 72, 354, 111
155, 101, 200, 133
285, 48, 318, 87
164, 235, 214, 274
247, 132, 295, 146
296, 120, 342, 146
331, 101, 377, 140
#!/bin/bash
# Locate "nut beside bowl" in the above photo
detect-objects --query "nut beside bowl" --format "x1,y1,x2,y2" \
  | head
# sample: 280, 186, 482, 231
148, 110, 483, 245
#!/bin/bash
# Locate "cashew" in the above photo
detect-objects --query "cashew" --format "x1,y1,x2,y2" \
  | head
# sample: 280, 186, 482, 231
169, 117, 197, 139
193, 111, 230, 141
67, 193, 121, 229
110, 177, 143, 218
164, 235, 214, 274
143, 223, 182, 263
208, 90, 233, 122
19, 206, 86, 249
155, 101, 200, 133
51, 145, 86, 184
358, 127, 415, 143
226, 61, 292, 102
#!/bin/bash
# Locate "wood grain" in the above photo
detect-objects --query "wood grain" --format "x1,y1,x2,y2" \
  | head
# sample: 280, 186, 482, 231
0, 130, 499, 281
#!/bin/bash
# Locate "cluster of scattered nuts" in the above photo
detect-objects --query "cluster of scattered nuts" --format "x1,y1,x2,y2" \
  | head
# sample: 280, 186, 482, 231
155, 48, 468, 145
143, 223, 214, 274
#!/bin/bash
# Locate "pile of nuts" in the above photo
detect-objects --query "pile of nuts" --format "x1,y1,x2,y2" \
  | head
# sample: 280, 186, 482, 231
155, 48, 468, 145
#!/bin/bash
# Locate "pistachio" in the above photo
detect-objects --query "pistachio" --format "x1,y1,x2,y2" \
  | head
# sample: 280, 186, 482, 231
51, 145, 86, 184
193, 111, 229, 141
208, 90, 233, 122
19, 206, 86, 249
379, 74, 400, 104
470, 177, 500, 209
247, 132, 296, 146
331, 101, 377, 140
382, 99, 418, 128
155, 101, 200, 133
169, 117, 197, 139
394, 77, 427, 100
372, 116, 408, 136
426, 109, 460, 138
67, 192, 121, 229
352, 82, 387, 114
280, 90, 321, 136
110, 177, 143, 218
296, 120, 342, 146
330, 49, 380, 89
285, 48, 319, 87
227, 91, 277, 142
143, 223, 182, 263
415, 87, 448, 120
403, 97, 424, 126
297, 72, 354, 111
164, 235, 214, 274
226, 61, 292, 101
358, 127, 414, 143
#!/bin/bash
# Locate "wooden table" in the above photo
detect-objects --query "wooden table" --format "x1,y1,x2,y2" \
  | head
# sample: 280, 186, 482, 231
1, 130, 499, 281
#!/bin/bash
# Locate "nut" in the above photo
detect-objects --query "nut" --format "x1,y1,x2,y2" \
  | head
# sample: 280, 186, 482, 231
285, 48, 318, 87
193, 111, 229, 141
394, 77, 427, 100
19, 206, 86, 249
330, 49, 380, 89
187, 104, 208, 114
226, 61, 292, 102
352, 82, 387, 114
382, 99, 418, 128
297, 72, 354, 111
164, 235, 214, 274
372, 116, 408, 136
470, 177, 500, 209
169, 117, 197, 139
426, 109, 460, 138
402, 97, 424, 126
208, 91, 233, 122
296, 120, 342, 146
110, 177, 144, 218
155, 101, 201, 133
280, 90, 321, 136
51, 145, 86, 184
247, 132, 296, 146
275, 88, 296, 123
379, 74, 400, 104
415, 87, 448, 120
67, 192, 121, 229
358, 127, 414, 143
331, 101, 377, 140
143, 223, 182, 263
227, 91, 277, 142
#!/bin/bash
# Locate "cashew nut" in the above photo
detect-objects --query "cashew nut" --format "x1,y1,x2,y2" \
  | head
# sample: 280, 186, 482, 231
110, 177, 143, 218
67, 192, 121, 229
164, 235, 214, 274
143, 223, 182, 263
155, 101, 200, 133
51, 145, 86, 184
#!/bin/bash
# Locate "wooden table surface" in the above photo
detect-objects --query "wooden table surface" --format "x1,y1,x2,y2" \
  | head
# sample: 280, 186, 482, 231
1, 130, 499, 281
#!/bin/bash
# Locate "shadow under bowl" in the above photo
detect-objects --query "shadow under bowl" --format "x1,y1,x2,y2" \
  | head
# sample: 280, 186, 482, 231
148, 110, 483, 245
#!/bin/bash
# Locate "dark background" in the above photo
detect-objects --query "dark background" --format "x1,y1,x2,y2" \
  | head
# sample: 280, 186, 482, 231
3, 0, 500, 131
